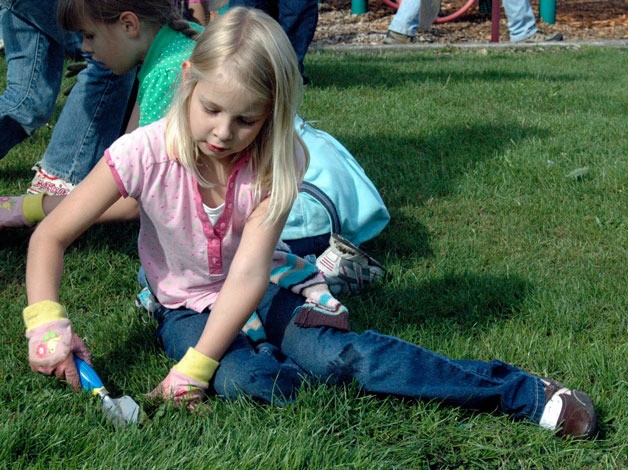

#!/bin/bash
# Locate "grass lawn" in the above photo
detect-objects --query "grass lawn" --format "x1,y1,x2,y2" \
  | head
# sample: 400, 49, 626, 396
0, 46, 626, 468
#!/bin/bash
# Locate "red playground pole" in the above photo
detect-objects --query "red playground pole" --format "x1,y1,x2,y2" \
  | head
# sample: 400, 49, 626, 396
491, 0, 501, 42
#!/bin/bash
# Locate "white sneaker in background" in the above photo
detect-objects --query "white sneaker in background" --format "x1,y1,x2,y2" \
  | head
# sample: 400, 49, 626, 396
316, 234, 385, 296
28, 165, 75, 196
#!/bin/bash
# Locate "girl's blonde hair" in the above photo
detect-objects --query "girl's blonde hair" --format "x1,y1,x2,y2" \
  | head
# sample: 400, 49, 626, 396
166, 7, 308, 224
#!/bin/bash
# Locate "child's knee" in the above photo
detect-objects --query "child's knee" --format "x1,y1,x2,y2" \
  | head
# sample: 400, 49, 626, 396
213, 344, 302, 404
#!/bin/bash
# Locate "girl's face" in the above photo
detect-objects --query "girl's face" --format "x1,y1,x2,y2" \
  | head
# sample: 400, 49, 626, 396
79, 15, 143, 75
187, 65, 270, 164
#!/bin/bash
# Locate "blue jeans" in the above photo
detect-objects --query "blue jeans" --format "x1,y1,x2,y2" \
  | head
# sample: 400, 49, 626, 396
228, 0, 318, 76
389, 0, 537, 41
283, 232, 330, 258
0, 0, 135, 180
502, 0, 537, 42
153, 283, 546, 423
152, 290, 304, 405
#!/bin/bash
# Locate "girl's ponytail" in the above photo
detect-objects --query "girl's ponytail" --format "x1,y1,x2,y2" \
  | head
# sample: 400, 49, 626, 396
167, 18, 201, 40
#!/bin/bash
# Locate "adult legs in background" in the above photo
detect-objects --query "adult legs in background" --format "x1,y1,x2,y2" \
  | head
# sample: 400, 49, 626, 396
388, 0, 421, 37
276, 0, 318, 77
0, 8, 66, 157
386, 0, 554, 44
502, 0, 537, 42
227, 0, 318, 77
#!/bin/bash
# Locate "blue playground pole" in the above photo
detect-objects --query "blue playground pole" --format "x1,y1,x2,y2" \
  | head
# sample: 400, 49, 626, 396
351, 0, 367, 15
540, 0, 556, 24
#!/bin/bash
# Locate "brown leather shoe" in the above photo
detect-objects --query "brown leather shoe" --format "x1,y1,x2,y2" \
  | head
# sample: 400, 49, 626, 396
539, 378, 597, 439
541, 377, 563, 401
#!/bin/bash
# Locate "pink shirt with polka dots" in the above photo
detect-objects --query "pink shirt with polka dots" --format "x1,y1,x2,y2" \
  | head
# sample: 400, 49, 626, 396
105, 119, 264, 312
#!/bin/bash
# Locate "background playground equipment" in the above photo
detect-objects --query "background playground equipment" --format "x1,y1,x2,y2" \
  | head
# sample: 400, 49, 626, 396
539, 0, 557, 23
379, 0, 557, 41
380, 0, 499, 40
381, 0, 477, 24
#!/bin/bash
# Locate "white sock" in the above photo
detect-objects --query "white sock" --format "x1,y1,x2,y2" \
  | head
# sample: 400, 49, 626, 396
539, 387, 569, 430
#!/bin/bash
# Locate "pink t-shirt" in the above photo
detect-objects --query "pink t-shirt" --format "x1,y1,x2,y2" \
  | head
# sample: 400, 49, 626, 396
105, 119, 264, 312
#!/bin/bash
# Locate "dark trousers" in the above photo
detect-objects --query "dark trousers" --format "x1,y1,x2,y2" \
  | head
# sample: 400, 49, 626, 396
228, 0, 318, 76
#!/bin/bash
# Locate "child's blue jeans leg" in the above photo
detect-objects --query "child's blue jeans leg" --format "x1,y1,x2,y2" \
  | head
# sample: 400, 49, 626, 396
37, 58, 135, 184
216, 339, 303, 405
152, 292, 303, 405
261, 289, 547, 423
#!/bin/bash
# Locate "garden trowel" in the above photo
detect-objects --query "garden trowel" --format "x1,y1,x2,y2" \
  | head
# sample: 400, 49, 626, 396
74, 357, 140, 428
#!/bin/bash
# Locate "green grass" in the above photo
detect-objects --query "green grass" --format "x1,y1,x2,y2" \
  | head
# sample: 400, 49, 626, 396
1, 46, 626, 468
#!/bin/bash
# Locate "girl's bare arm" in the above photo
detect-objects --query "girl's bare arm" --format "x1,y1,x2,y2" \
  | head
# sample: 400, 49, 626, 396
193, 197, 288, 361
26, 158, 124, 304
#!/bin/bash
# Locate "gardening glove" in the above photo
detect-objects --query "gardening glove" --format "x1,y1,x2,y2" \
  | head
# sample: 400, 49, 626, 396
23, 300, 92, 390
149, 347, 219, 410
0, 194, 46, 229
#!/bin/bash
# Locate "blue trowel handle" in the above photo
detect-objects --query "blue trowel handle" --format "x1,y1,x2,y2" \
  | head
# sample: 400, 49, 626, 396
74, 357, 106, 395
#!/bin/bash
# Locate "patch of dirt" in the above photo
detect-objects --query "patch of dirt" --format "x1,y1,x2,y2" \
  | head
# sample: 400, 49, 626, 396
313, 0, 628, 45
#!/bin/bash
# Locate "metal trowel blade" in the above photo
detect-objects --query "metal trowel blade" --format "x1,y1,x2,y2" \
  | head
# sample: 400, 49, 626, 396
101, 394, 141, 428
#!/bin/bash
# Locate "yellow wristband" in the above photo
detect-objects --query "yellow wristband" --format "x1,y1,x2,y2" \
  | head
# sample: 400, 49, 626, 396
23, 300, 67, 331
173, 347, 220, 386
21, 193, 46, 226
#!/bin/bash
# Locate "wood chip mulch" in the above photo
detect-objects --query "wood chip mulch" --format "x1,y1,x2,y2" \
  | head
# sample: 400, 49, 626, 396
313, 0, 628, 46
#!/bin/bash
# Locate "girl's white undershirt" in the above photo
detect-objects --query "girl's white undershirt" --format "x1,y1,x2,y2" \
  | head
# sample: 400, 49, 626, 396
203, 203, 224, 226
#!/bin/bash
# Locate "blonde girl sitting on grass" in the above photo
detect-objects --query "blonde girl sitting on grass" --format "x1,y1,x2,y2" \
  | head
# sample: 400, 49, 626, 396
22, 8, 596, 439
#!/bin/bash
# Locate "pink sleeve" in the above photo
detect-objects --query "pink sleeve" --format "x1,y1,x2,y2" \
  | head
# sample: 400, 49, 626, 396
104, 123, 162, 200
105, 150, 130, 198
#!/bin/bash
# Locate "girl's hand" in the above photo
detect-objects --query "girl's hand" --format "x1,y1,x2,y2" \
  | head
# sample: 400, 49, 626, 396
148, 348, 219, 411
148, 369, 206, 411
24, 301, 92, 390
